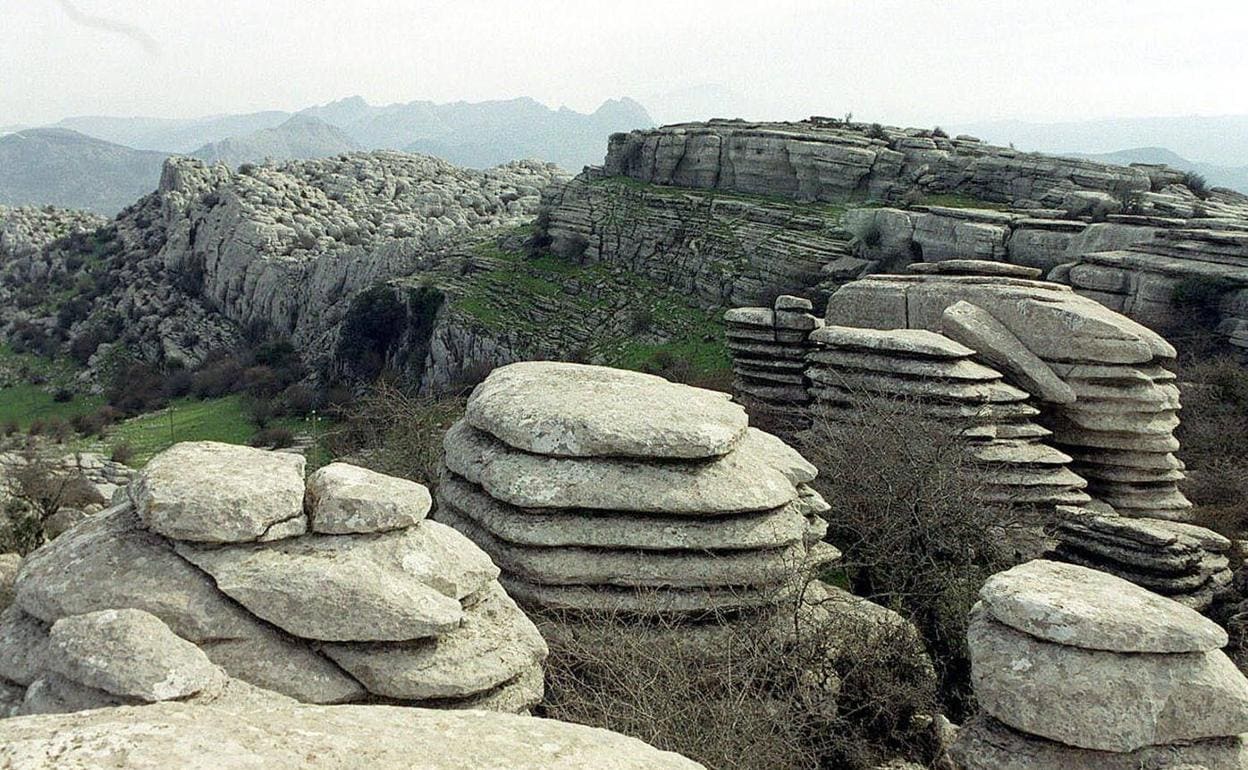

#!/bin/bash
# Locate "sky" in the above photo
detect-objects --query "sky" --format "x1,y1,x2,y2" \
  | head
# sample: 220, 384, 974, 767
2, 0, 1247, 127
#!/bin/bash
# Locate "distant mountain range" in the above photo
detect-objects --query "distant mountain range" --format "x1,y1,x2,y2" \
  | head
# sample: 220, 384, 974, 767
5, 96, 653, 214
0, 128, 170, 214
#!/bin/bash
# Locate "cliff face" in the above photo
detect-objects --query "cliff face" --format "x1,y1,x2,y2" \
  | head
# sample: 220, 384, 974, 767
603, 120, 1157, 209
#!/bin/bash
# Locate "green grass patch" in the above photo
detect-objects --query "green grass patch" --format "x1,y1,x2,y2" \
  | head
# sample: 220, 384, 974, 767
0, 383, 105, 430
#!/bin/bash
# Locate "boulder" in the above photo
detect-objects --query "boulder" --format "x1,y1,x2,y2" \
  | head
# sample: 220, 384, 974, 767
465, 361, 748, 459
979, 560, 1227, 653
47, 609, 226, 702
940, 301, 1075, 403
305, 462, 432, 534
0, 552, 19, 611
175, 521, 499, 642
131, 442, 306, 543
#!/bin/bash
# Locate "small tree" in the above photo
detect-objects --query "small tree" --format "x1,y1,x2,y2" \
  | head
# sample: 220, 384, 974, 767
2, 453, 100, 555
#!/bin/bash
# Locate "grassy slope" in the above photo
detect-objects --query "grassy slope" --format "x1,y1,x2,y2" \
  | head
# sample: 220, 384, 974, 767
0, 344, 105, 429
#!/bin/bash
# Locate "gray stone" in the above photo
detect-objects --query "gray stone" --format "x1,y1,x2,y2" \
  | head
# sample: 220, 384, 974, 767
47, 608, 225, 702
979, 560, 1227, 653
17, 673, 135, 716
305, 462, 431, 534
810, 325, 975, 358
322, 583, 547, 701
0, 699, 707, 769
968, 606, 1248, 752
774, 295, 814, 311
952, 715, 1248, 770
0, 605, 51, 686
131, 442, 306, 543
444, 420, 801, 515
175, 521, 499, 642
438, 505, 816, 590
465, 362, 749, 459
435, 473, 809, 551
908, 259, 1042, 279
806, 348, 1003, 380
940, 301, 1075, 403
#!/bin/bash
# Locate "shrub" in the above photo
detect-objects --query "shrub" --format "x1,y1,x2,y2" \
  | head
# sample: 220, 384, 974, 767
52, 388, 74, 403
540, 579, 939, 770
1, 420, 18, 437
110, 442, 136, 466
191, 355, 245, 398
1183, 170, 1211, 199
866, 123, 888, 140
1, 454, 99, 555
1177, 357, 1248, 536
336, 285, 409, 381
931, 126, 948, 139
627, 306, 655, 334
799, 395, 1019, 719
106, 362, 168, 415
250, 426, 295, 449
326, 381, 464, 487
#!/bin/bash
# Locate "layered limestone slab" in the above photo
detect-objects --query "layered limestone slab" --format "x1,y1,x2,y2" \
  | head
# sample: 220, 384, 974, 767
436, 474, 809, 551
176, 521, 499, 642
47, 609, 226, 702
806, 348, 1002, 380
806, 367, 1029, 403
940, 301, 1075, 403
969, 606, 1248, 752
465, 361, 748, 459
952, 715, 1248, 770
305, 462, 431, 534
130, 441, 306, 543
438, 506, 814, 589
978, 560, 1226, 653
322, 584, 547, 701
444, 420, 800, 514
809, 325, 975, 358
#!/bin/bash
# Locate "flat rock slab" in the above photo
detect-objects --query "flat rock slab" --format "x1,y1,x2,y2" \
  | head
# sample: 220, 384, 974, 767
438, 506, 807, 589
909, 259, 1042, 279
0, 700, 708, 769
807, 348, 1003, 380
968, 606, 1248, 752
132, 442, 306, 543
979, 560, 1226, 653
941, 300, 1075, 404
323, 583, 547, 701
436, 473, 808, 551
0, 606, 51, 686
17, 673, 135, 717
48, 608, 225, 702
810, 326, 975, 358
951, 715, 1248, 770
305, 462, 431, 534
176, 521, 499, 642
444, 421, 802, 514
465, 362, 748, 459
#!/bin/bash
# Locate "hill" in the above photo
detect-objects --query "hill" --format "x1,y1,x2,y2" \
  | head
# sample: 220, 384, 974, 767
191, 114, 360, 167
0, 128, 169, 214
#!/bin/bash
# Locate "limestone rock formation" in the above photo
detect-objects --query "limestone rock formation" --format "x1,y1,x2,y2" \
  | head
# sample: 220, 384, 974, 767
821, 263, 1190, 521
803, 322, 1090, 514
2, 442, 546, 712
0, 698, 706, 769
952, 559, 1248, 768
1050, 511, 1233, 611
435, 362, 836, 617
724, 295, 824, 430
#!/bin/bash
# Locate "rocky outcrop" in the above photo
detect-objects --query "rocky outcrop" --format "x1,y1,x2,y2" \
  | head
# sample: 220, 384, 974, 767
541, 172, 856, 309
604, 120, 1153, 209
952, 559, 1248, 769
2, 442, 546, 712
435, 362, 836, 617
724, 295, 823, 430
821, 263, 1190, 521
0, 697, 706, 769
1051, 511, 1233, 611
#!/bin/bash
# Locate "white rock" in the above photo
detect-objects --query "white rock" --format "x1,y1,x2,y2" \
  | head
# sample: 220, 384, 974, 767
306, 462, 431, 534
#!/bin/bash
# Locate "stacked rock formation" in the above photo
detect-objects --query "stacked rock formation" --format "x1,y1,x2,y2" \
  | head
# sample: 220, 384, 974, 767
0, 442, 547, 713
1051, 511, 1233, 611
724, 295, 824, 430
823, 262, 1192, 521
435, 362, 836, 620
803, 323, 1090, 513
953, 559, 1248, 769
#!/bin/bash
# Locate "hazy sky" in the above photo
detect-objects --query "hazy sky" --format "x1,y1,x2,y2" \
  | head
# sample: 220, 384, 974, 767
3, 0, 1247, 126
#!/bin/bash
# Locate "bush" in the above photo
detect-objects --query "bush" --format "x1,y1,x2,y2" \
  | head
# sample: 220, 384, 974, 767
110, 442, 136, 465
250, 426, 295, 449
336, 285, 410, 381
106, 362, 168, 415
326, 381, 464, 487
1, 454, 99, 555
799, 395, 1019, 719
540, 580, 938, 770
628, 306, 655, 334
1183, 170, 1211, 199
931, 126, 948, 139
866, 123, 888, 140
1, 420, 18, 437
191, 355, 245, 398
52, 388, 74, 403
1177, 357, 1248, 536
